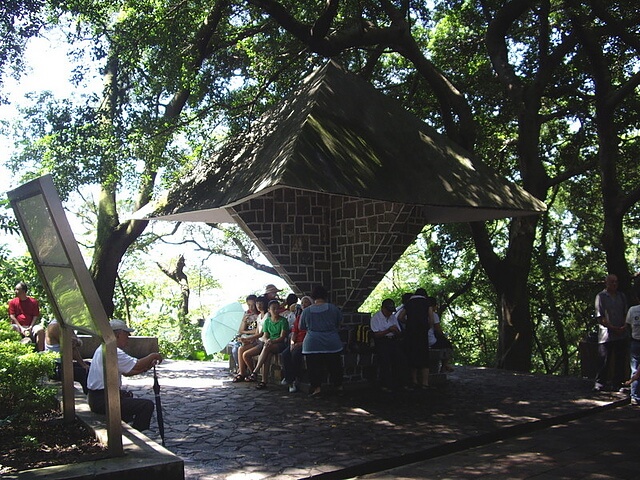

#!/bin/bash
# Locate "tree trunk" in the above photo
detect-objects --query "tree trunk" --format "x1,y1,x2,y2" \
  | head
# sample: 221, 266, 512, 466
597, 104, 631, 290
90, 185, 149, 316
497, 279, 533, 371
157, 254, 190, 317
539, 193, 570, 375
471, 214, 539, 372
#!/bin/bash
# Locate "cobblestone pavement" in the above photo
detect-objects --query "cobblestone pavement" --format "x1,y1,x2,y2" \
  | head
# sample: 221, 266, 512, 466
122, 361, 626, 480
358, 405, 639, 479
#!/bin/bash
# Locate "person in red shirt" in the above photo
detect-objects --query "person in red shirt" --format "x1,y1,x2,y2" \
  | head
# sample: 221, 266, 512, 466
8, 281, 45, 351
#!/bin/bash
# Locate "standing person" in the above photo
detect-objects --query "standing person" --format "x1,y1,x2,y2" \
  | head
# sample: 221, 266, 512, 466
8, 281, 45, 351
86, 319, 163, 432
427, 296, 455, 373
301, 285, 344, 397
399, 287, 433, 389
281, 295, 312, 393
395, 292, 413, 332
625, 286, 640, 404
594, 274, 628, 392
264, 284, 281, 301
370, 298, 407, 392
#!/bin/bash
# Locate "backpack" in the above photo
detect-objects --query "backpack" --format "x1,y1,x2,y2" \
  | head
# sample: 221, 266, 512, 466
351, 324, 374, 353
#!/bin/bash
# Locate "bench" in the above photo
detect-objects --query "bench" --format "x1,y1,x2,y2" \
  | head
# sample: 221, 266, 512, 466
229, 327, 449, 387
344, 347, 449, 386
345, 326, 450, 385
77, 334, 159, 359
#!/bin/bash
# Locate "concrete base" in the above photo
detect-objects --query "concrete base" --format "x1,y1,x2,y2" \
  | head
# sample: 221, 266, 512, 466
7, 388, 184, 480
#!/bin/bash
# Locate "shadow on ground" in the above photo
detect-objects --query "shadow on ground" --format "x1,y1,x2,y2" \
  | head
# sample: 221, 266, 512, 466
122, 362, 621, 480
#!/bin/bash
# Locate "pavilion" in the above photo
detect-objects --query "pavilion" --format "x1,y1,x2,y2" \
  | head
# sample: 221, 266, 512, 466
151, 61, 545, 317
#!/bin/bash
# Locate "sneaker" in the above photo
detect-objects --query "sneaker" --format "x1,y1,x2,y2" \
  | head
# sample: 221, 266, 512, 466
631, 397, 639, 406
593, 383, 604, 392
280, 378, 288, 385
288, 384, 298, 393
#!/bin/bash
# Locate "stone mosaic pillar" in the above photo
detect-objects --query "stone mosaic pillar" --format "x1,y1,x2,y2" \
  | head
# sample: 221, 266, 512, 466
229, 187, 426, 313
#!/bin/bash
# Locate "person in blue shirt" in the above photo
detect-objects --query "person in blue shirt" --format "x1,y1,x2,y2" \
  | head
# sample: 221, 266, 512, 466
301, 286, 344, 397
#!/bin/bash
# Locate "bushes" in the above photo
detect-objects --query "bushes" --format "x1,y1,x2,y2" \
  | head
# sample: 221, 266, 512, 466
127, 311, 215, 361
0, 321, 20, 342
0, 322, 58, 419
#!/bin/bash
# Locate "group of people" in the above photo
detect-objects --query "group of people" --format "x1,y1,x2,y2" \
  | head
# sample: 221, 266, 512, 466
17, 271, 640, 433
370, 288, 454, 392
230, 284, 343, 396
594, 273, 640, 405
8, 280, 163, 432
228, 284, 455, 395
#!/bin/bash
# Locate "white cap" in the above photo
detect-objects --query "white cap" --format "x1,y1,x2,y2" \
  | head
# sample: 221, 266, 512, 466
109, 319, 135, 333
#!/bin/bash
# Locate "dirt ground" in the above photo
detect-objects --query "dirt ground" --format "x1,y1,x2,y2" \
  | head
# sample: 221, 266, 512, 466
0, 411, 108, 474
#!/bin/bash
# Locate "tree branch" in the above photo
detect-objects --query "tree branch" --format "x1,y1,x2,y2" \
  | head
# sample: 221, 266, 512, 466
485, 0, 533, 101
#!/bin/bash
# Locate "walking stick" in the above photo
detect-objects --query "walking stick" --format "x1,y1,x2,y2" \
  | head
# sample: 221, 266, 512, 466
153, 365, 166, 446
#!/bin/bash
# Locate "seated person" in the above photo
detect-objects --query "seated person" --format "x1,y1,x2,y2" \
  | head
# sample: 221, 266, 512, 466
248, 299, 289, 389
8, 281, 45, 351
427, 296, 454, 372
230, 294, 258, 374
45, 318, 91, 394
284, 293, 300, 329
281, 295, 312, 393
87, 319, 163, 432
236, 296, 267, 382
370, 298, 408, 391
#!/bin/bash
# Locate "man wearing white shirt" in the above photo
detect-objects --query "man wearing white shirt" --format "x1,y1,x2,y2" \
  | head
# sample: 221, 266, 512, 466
626, 294, 640, 405
370, 299, 407, 392
87, 319, 163, 431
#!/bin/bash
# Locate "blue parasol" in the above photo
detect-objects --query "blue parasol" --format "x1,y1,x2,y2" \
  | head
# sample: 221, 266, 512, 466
201, 302, 245, 354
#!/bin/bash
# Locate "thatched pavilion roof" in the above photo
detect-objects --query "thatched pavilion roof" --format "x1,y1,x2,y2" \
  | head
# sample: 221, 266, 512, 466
152, 61, 545, 223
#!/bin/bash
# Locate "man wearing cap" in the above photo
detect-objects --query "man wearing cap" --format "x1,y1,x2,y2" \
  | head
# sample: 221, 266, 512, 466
86, 319, 163, 431
264, 284, 287, 314
370, 298, 407, 392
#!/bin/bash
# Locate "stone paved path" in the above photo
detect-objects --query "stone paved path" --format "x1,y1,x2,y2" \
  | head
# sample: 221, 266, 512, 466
122, 361, 624, 480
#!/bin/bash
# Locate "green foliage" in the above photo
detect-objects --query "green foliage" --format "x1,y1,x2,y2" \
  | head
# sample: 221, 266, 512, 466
21, 434, 39, 448
0, 321, 21, 342
361, 225, 501, 368
130, 310, 212, 361
111, 255, 218, 360
0, 0, 47, 95
0, 339, 58, 418
0, 199, 19, 235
